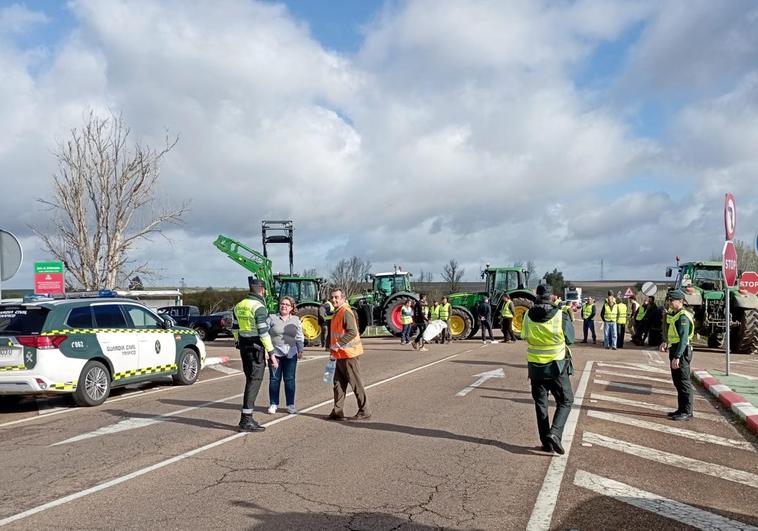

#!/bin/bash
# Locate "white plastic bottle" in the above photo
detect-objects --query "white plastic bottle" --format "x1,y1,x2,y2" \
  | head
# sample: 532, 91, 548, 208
323, 359, 336, 384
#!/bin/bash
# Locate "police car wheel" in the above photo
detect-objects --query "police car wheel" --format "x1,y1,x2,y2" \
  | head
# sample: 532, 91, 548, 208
73, 361, 111, 407
173, 348, 200, 385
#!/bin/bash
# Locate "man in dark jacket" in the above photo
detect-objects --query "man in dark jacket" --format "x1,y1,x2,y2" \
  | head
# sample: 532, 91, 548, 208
411, 294, 430, 351
523, 284, 575, 454
477, 297, 496, 343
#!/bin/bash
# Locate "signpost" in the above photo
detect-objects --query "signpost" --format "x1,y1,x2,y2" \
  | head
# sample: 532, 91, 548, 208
34, 261, 65, 295
0, 229, 24, 302
722, 194, 737, 376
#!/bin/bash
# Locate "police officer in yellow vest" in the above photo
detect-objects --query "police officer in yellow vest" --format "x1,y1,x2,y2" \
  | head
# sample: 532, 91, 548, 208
616, 299, 628, 349
233, 278, 277, 432
523, 284, 574, 454
659, 290, 695, 421
500, 294, 516, 342
439, 297, 452, 343
580, 298, 597, 344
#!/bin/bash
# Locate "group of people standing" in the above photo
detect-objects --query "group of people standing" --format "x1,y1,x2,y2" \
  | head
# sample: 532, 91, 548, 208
580, 292, 665, 349
400, 296, 452, 348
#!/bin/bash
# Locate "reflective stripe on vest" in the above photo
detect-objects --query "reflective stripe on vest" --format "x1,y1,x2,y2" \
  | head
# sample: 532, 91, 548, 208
635, 305, 646, 321
439, 303, 451, 320
582, 304, 593, 320
501, 301, 514, 318
523, 311, 566, 364
330, 304, 364, 359
430, 305, 440, 320
616, 303, 628, 325
234, 297, 266, 336
603, 303, 618, 323
666, 309, 695, 345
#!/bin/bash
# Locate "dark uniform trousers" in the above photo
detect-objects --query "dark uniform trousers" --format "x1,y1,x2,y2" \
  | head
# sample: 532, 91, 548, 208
501, 317, 516, 341
616, 324, 626, 348
333, 357, 369, 416
480, 319, 494, 341
669, 344, 693, 415
531, 362, 574, 445
238, 336, 266, 412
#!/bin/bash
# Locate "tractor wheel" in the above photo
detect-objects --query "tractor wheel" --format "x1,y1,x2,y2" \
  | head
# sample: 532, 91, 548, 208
449, 307, 474, 340
354, 306, 369, 335
732, 308, 758, 354
298, 305, 322, 347
383, 296, 415, 336
511, 297, 534, 338
707, 334, 723, 349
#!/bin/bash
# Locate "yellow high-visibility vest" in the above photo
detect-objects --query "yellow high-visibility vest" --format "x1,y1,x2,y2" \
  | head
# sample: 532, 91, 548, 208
523, 311, 566, 364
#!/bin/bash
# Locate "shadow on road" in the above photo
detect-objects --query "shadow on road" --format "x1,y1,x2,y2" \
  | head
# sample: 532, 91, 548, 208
448, 359, 517, 367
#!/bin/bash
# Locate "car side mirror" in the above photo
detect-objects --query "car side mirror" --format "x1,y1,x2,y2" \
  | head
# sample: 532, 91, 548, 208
665, 267, 672, 278
162, 315, 176, 329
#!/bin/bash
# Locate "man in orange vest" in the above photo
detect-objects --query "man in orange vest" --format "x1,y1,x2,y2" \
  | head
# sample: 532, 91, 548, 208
328, 287, 371, 421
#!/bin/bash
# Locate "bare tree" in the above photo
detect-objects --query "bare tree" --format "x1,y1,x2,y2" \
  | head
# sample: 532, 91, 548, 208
441, 259, 465, 293
302, 268, 319, 277
330, 256, 372, 297
32, 112, 188, 289
417, 270, 434, 283
736, 240, 758, 273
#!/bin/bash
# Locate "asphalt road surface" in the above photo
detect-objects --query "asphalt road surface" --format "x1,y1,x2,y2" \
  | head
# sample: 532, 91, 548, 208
1, 333, 757, 530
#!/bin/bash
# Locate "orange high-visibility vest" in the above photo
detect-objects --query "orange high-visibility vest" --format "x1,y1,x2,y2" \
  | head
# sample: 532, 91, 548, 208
330, 304, 364, 359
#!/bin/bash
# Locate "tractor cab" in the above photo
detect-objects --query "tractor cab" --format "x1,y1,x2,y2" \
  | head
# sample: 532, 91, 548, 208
273, 275, 324, 304
371, 272, 412, 297
483, 267, 528, 307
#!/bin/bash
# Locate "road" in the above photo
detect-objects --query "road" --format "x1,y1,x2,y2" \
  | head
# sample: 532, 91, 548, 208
1, 335, 757, 530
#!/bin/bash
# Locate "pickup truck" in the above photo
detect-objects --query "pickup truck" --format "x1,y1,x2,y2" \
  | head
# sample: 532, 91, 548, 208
157, 305, 229, 342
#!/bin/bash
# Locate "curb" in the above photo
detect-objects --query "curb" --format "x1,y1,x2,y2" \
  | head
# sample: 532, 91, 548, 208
692, 369, 758, 434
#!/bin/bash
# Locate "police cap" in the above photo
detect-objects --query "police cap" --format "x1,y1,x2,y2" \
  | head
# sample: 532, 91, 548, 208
535, 284, 552, 298
668, 289, 686, 300
248, 277, 265, 291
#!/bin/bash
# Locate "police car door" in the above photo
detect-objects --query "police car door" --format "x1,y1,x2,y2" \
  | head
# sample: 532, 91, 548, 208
91, 303, 139, 378
122, 304, 175, 371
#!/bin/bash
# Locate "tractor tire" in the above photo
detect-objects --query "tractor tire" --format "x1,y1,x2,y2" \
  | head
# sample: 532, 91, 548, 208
732, 308, 758, 354
298, 305, 322, 347
511, 297, 534, 339
354, 306, 369, 335
707, 334, 723, 349
449, 307, 474, 340
383, 296, 415, 336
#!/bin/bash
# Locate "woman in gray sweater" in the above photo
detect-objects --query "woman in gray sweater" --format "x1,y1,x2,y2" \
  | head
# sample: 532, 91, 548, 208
267, 296, 305, 414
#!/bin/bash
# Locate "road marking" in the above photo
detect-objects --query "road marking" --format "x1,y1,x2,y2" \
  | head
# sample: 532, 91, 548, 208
644, 350, 665, 365
596, 369, 671, 384
590, 393, 721, 421
586, 410, 755, 452
0, 349, 473, 527
35, 398, 68, 416
206, 364, 241, 375
574, 470, 758, 531
731, 371, 758, 381
583, 432, 758, 489
525, 360, 594, 531
456, 368, 505, 396
204, 356, 230, 366
593, 379, 681, 397
51, 393, 243, 446
597, 362, 669, 375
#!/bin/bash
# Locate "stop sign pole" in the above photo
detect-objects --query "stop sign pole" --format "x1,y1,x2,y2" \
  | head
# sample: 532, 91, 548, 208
723, 193, 737, 376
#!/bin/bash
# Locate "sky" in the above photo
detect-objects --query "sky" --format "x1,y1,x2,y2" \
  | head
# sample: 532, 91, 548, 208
1, 0, 757, 290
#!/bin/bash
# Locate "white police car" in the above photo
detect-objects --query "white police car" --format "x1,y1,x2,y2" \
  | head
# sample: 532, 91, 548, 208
0, 293, 206, 406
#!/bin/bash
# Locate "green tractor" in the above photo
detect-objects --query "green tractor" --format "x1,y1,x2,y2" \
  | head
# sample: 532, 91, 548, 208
348, 269, 420, 335
447, 266, 536, 340
666, 260, 758, 353
213, 234, 326, 345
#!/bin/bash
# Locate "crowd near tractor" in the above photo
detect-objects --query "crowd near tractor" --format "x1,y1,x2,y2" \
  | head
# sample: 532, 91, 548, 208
213, 232, 326, 345
666, 260, 758, 354
447, 266, 535, 340
348, 269, 420, 335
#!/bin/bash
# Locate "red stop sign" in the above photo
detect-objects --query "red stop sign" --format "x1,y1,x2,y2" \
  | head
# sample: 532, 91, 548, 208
722, 241, 738, 287
740, 271, 758, 295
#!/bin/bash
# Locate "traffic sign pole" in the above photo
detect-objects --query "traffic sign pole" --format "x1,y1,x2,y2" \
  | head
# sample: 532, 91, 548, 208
725, 288, 730, 376
723, 194, 737, 376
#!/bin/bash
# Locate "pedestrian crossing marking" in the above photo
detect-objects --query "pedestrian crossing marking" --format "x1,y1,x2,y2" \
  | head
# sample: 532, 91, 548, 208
597, 362, 670, 375
583, 432, 758, 489
596, 369, 671, 385
590, 393, 721, 421
574, 470, 758, 531
586, 410, 755, 452
594, 379, 679, 397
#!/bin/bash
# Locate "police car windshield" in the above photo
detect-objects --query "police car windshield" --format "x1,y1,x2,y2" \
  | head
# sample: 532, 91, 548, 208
0, 306, 49, 334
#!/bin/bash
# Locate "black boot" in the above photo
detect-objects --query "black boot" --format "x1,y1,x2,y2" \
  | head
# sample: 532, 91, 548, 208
239, 413, 265, 432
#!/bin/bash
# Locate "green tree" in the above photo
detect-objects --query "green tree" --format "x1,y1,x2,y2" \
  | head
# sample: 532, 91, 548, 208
543, 268, 565, 296
736, 239, 758, 273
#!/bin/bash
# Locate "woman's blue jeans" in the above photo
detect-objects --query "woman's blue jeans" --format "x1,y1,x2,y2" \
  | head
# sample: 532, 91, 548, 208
269, 355, 297, 406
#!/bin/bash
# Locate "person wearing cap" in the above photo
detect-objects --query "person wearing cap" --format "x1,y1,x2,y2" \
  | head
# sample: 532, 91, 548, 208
522, 284, 575, 455
233, 278, 278, 432
600, 291, 618, 350
659, 290, 695, 421
580, 297, 597, 344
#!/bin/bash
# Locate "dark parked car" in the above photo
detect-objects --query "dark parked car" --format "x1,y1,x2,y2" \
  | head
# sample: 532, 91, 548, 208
157, 305, 229, 342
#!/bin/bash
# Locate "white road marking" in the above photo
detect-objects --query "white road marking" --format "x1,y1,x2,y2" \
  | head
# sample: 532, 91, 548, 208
592, 379, 704, 400
526, 360, 594, 531
456, 368, 505, 396
644, 350, 665, 365
583, 432, 758, 489
51, 393, 243, 446
596, 369, 671, 385
35, 398, 68, 416
597, 362, 669, 375
586, 410, 755, 452
574, 470, 758, 531
590, 393, 720, 421
206, 364, 241, 375
0, 349, 473, 527
731, 371, 758, 381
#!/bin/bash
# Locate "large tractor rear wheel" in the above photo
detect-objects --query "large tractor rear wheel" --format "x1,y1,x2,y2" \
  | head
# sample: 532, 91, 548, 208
383, 296, 415, 335
449, 307, 474, 340
732, 308, 758, 354
511, 297, 534, 338
298, 305, 322, 347
354, 305, 369, 335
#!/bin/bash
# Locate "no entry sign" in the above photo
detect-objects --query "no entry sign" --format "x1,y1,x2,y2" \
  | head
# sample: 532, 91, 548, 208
740, 271, 758, 295
722, 241, 738, 288
34, 261, 65, 295
724, 193, 736, 241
